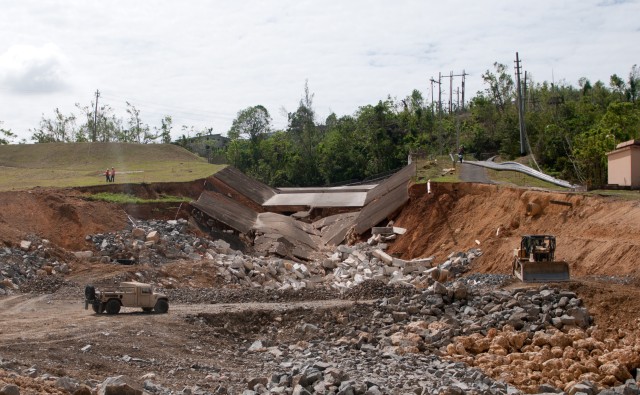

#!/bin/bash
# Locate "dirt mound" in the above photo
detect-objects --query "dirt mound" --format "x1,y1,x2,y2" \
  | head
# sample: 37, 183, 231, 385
0, 188, 127, 250
391, 183, 640, 279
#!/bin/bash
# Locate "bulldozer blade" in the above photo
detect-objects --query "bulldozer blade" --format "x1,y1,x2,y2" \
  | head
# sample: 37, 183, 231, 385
513, 261, 570, 282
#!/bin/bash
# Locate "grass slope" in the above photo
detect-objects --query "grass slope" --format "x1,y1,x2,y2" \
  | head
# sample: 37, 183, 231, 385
0, 142, 225, 190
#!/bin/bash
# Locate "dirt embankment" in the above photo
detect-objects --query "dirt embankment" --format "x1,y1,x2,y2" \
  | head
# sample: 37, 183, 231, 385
391, 182, 640, 343
391, 183, 640, 279
3, 181, 640, 279
0, 188, 127, 250
0, 181, 209, 250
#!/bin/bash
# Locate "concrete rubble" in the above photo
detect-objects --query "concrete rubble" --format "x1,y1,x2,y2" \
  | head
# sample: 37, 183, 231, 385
0, 220, 465, 295
0, 219, 490, 297
3, 280, 638, 395
83, 220, 481, 293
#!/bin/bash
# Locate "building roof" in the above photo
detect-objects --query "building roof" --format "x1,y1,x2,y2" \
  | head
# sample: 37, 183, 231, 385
607, 139, 640, 156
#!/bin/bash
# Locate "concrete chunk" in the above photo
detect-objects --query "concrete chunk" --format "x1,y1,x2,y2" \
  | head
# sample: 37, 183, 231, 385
145, 230, 160, 243
372, 249, 393, 265
391, 258, 406, 268
74, 251, 94, 259
372, 227, 394, 235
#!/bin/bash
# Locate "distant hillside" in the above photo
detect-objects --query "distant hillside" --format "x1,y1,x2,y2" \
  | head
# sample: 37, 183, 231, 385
0, 142, 225, 190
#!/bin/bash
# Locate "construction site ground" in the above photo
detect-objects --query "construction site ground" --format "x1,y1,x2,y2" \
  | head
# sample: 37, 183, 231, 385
1, 181, 640, 394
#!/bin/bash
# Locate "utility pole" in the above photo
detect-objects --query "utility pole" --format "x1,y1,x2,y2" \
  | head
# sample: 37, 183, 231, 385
430, 78, 435, 114
440, 70, 469, 112
514, 53, 526, 155
523, 71, 528, 111
449, 71, 453, 113
430, 75, 442, 114
438, 72, 442, 114
461, 69, 466, 111
93, 89, 100, 142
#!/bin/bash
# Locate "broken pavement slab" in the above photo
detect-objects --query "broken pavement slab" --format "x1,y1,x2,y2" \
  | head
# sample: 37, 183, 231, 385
372, 249, 394, 265
191, 164, 415, 261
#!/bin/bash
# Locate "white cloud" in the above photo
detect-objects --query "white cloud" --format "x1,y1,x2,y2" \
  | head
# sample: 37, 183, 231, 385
0, 43, 69, 93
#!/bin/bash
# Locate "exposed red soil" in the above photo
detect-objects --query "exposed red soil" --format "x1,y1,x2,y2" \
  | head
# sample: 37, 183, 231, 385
391, 182, 640, 338
0, 188, 127, 250
0, 181, 207, 250
393, 183, 640, 279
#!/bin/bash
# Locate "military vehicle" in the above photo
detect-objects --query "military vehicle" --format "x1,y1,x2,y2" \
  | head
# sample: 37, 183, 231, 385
84, 281, 169, 314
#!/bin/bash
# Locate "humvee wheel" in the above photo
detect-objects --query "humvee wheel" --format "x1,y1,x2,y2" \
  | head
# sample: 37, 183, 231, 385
105, 299, 121, 315
92, 300, 103, 314
154, 299, 169, 314
142, 307, 153, 313
85, 285, 96, 301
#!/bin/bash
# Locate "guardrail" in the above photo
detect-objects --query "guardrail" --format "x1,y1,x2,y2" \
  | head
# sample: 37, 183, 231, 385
465, 160, 577, 189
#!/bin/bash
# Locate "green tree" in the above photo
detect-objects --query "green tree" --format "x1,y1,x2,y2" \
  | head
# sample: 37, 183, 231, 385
124, 102, 155, 143
227, 105, 272, 176
0, 121, 16, 145
75, 102, 122, 142
317, 115, 366, 184
286, 80, 324, 186
228, 105, 271, 142
572, 102, 640, 187
254, 131, 296, 186
354, 99, 404, 177
482, 62, 515, 113
626, 64, 639, 102
156, 116, 173, 144
30, 108, 77, 143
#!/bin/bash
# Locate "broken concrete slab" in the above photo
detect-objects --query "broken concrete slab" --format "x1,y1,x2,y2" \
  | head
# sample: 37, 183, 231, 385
392, 227, 407, 235
372, 227, 394, 235
191, 164, 415, 261
372, 249, 394, 265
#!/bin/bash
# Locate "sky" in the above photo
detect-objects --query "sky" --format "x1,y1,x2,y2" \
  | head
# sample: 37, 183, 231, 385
0, 0, 638, 143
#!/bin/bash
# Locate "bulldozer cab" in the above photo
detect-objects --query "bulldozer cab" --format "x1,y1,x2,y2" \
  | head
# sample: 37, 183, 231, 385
520, 235, 555, 262
513, 235, 569, 282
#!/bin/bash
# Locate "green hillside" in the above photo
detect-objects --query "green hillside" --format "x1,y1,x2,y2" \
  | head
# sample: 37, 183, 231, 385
0, 142, 225, 190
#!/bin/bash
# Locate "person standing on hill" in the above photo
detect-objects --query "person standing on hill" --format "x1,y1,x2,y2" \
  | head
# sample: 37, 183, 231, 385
110, 167, 116, 182
105, 169, 110, 183
458, 146, 465, 163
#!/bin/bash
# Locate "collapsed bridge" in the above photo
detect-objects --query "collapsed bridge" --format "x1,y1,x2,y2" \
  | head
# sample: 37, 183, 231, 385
190, 164, 416, 260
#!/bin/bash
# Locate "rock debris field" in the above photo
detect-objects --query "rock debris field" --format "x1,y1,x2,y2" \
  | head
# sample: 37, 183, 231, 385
1, 186, 640, 395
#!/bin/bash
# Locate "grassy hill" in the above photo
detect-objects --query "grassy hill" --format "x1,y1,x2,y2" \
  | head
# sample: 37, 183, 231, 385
0, 142, 225, 191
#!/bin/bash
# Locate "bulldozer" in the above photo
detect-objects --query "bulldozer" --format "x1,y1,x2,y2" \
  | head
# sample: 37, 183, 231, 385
512, 235, 570, 282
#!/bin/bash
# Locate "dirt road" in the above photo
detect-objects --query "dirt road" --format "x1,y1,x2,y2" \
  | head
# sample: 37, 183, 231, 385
458, 161, 493, 184
0, 293, 361, 393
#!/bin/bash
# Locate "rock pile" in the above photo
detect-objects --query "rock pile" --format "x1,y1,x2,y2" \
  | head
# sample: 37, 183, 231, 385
188, 281, 638, 394
238, 356, 521, 395
0, 236, 72, 295
82, 219, 483, 294
325, 242, 481, 291
86, 219, 209, 265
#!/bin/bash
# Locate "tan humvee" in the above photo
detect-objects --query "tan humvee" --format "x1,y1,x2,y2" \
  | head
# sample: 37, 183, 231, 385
84, 281, 169, 315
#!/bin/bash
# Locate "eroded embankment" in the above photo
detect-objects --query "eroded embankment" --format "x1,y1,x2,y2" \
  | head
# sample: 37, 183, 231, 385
389, 183, 640, 279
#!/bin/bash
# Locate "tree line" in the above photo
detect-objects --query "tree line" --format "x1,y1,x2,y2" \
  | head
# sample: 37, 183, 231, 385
226, 66, 639, 188
1, 63, 638, 188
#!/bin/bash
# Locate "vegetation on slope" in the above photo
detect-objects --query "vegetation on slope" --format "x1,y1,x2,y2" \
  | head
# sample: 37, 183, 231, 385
0, 142, 224, 191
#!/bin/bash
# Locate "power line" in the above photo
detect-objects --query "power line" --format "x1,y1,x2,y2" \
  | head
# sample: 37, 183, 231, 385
99, 92, 236, 120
